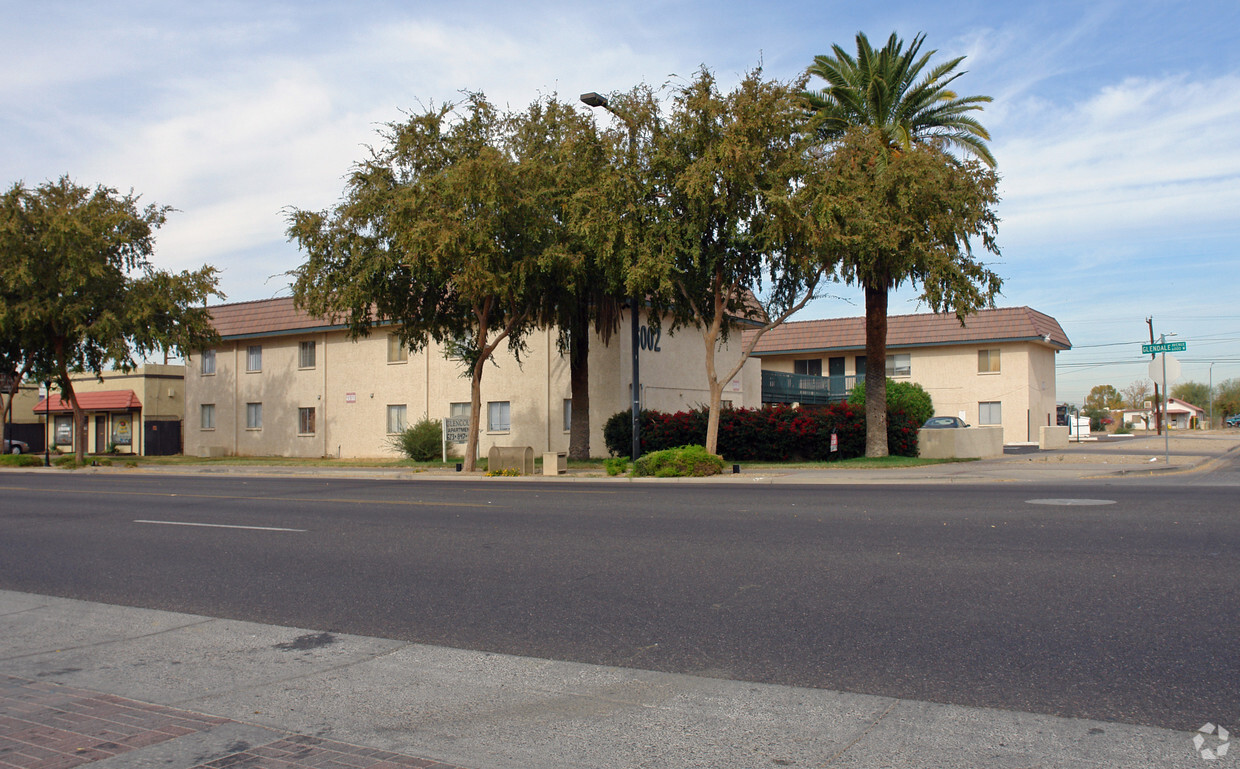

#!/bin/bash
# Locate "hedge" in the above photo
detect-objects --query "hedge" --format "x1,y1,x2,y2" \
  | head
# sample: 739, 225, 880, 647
603, 403, 920, 461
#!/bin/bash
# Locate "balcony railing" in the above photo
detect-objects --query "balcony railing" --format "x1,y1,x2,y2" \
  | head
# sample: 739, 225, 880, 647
761, 371, 859, 405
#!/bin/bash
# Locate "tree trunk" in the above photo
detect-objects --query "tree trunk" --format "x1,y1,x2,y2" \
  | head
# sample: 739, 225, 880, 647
568, 306, 591, 461
57, 362, 87, 465
864, 283, 889, 458
464, 360, 483, 472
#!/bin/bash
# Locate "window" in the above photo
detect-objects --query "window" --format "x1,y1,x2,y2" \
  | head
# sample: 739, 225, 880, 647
855, 356, 866, 376
246, 345, 262, 372
978, 349, 1000, 374
488, 401, 511, 432
246, 402, 263, 429
54, 415, 73, 445
794, 358, 822, 376
386, 404, 407, 434
979, 401, 1002, 425
885, 353, 911, 377
298, 407, 316, 435
201, 350, 216, 376
299, 341, 316, 369
563, 399, 572, 432
387, 334, 407, 363
450, 402, 471, 418
201, 404, 215, 430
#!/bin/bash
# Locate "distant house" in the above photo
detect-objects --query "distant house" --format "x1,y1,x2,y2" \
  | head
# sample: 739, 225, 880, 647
1120, 397, 1204, 430
745, 307, 1071, 445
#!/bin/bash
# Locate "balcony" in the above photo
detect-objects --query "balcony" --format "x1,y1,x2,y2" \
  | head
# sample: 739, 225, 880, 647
761, 371, 859, 405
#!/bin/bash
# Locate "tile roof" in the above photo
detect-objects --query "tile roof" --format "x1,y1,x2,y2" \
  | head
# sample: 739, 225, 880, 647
206, 297, 345, 339
746, 306, 1071, 354
35, 390, 142, 413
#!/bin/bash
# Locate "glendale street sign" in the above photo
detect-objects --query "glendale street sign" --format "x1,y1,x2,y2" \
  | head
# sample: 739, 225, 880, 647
1142, 341, 1186, 354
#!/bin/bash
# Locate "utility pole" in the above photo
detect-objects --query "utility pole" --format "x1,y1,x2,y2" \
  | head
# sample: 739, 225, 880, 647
1146, 317, 1162, 436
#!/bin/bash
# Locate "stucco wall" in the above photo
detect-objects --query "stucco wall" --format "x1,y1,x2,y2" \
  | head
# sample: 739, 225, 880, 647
185, 311, 762, 459
756, 340, 1059, 445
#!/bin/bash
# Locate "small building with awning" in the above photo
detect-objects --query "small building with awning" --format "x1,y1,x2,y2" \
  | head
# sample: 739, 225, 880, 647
35, 390, 144, 455
26, 364, 186, 456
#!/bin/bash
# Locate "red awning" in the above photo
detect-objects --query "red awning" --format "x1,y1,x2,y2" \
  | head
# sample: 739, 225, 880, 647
34, 390, 142, 414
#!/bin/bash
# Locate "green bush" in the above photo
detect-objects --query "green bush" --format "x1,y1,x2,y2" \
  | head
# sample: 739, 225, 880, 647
849, 379, 934, 427
633, 445, 725, 478
0, 453, 43, 467
604, 457, 629, 476
387, 417, 444, 461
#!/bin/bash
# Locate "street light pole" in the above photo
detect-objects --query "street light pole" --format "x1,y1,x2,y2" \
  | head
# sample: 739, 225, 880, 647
581, 91, 642, 462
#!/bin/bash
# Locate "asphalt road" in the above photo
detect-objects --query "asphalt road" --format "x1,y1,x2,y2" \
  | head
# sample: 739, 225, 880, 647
0, 470, 1236, 732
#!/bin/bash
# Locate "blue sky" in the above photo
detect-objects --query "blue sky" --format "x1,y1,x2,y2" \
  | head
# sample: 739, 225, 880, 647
3, 0, 1238, 405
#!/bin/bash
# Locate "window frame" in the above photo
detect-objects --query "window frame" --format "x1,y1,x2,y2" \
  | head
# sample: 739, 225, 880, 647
885, 353, 911, 378
978, 348, 1001, 374
386, 404, 408, 435
245, 402, 263, 430
979, 401, 1002, 425
387, 334, 408, 364
246, 345, 262, 373
793, 358, 823, 377
201, 350, 216, 376
299, 340, 316, 370
487, 401, 511, 432
298, 407, 316, 435
563, 399, 572, 433
200, 403, 216, 431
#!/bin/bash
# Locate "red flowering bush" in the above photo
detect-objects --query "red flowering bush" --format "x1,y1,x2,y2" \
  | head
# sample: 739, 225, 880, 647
604, 403, 919, 460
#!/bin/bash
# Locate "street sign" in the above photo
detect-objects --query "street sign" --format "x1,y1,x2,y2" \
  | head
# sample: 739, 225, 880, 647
444, 416, 471, 444
1142, 341, 1186, 354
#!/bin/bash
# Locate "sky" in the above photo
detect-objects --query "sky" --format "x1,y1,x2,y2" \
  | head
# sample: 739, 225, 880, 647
3, 0, 1239, 407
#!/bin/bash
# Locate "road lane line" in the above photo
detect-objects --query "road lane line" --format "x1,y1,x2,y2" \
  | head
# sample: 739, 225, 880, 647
134, 520, 307, 532
0, 484, 491, 508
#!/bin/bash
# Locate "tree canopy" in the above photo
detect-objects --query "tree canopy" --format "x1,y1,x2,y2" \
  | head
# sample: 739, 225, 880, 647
0, 176, 220, 462
289, 94, 591, 470
1084, 384, 1123, 411
585, 67, 835, 454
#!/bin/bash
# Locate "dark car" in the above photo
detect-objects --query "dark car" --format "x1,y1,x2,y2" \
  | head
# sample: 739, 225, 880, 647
1226, 415, 1240, 428
3, 438, 29, 454
923, 416, 969, 429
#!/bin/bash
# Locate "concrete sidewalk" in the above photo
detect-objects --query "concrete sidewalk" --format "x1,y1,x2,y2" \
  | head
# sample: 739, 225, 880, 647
0, 591, 1212, 769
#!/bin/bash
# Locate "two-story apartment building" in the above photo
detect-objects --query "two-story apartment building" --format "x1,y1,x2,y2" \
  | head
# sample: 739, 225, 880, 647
746, 307, 1071, 445
184, 298, 762, 459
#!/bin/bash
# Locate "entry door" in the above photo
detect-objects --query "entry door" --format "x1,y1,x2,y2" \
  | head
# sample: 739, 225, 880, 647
95, 416, 106, 454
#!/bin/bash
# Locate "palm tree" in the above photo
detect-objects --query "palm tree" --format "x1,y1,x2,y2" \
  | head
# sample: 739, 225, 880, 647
804, 32, 995, 167
804, 33, 998, 457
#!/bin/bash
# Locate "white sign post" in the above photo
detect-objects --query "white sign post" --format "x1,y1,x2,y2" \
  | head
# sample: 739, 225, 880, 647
1145, 343, 1184, 464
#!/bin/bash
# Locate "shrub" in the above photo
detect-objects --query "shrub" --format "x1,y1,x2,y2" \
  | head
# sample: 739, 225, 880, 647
387, 417, 444, 461
0, 454, 43, 468
633, 445, 725, 477
604, 401, 920, 461
604, 457, 629, 476
849, 379, 934, 427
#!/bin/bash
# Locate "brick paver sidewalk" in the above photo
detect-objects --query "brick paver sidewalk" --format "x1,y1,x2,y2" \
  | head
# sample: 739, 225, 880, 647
0, 676, 472, 769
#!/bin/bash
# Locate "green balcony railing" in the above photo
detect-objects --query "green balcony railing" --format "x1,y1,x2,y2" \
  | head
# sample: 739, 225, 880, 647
761, 371, 859, 405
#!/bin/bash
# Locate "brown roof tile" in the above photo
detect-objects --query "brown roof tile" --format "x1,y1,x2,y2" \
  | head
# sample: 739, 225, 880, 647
207, 297, 345, 339
745, 307, 1071, 354
35, 390, 142, 413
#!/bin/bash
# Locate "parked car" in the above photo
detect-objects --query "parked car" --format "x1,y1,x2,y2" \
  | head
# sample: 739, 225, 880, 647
3, 438, 29, 454
1226, 415, 1240, 427
923, 416, 969, 429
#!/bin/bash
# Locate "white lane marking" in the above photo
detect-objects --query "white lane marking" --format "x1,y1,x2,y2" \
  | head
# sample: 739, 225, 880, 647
134, 520, 307, 532
1025, 499, 1117, 506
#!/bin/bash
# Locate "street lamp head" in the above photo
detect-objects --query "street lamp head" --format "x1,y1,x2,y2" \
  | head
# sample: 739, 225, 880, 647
580, 92, 608, 108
